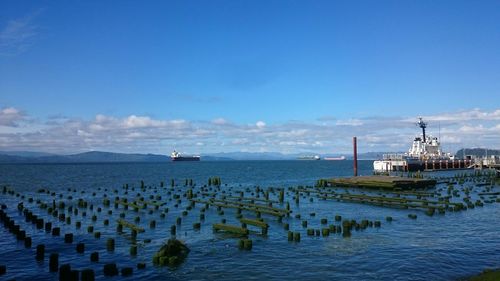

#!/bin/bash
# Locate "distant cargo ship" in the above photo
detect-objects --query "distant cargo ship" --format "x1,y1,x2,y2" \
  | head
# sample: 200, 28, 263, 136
324, 156, 346, 161
297, 155, 321, 160
171, 150, 200, 161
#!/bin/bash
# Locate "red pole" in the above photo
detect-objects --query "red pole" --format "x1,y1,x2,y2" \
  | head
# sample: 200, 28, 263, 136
353, 137, 358, 177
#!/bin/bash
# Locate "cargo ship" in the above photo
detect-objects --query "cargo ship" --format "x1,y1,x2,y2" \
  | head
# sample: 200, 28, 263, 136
373, 118, 473, 172
297, 155, 321, 160
324, 156, 346, 161
171, 150, 200, 161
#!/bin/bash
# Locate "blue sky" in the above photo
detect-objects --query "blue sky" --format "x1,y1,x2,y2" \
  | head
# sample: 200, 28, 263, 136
1, 1, 499, 154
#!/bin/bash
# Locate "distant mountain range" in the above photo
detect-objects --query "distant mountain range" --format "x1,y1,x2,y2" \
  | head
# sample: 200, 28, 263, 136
0, 151, 231, 163
0, 150, 395, 163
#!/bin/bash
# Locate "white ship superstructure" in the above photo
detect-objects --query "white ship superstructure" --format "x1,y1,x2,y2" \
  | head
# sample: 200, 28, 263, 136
373, 118, 470, 172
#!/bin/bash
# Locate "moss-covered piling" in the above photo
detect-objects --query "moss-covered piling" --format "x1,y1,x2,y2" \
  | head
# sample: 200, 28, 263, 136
213, 223, 249, 236
106, 238, 115, 251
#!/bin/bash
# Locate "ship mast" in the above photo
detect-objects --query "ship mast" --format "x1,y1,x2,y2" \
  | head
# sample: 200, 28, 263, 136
417, 117, 427, 142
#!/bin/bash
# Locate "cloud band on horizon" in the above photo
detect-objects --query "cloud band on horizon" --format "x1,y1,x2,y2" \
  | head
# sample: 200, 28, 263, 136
0, 107, 498, 155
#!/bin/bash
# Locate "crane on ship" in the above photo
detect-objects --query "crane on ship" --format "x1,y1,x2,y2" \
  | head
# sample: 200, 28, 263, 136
417, 117, 427, 142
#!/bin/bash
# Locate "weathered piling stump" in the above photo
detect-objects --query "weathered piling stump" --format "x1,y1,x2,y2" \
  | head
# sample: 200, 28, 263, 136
76, 243, 85, 253
17, 230, 26, 240
24, 236, 32, 248
329, 225, 336, 233
152, 239, 190, 267
49, 253, 59, 272
90, 252, 99, 262
130, 245, 137, 256
238, 239, 253, 250
36, 244, 45, 261
52, 227, 60, 236
36, 218, 44, 229
64, 233, 74, 243
106, 238, 115, 251
293, 232, 301, 242
103, 263, 118, 276
121, 267, 133, 276
81, 269, 95, 281
59, 264, 71, 281
0, 265, 5, 275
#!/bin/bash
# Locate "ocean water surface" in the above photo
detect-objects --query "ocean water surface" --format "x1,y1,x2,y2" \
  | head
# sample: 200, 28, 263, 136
0, 160, 498, 280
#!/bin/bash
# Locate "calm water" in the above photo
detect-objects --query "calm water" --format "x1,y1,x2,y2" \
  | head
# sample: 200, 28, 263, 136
0, 160, 498, 281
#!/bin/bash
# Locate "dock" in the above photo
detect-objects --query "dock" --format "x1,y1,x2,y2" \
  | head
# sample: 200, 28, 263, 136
327, 176, 437, 190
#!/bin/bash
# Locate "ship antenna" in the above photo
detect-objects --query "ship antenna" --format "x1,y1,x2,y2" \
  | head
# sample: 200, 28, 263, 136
438, 121, 441, 141
417, 117, 427, 142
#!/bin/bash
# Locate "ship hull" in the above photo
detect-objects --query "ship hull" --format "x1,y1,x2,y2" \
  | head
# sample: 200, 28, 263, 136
374, 159, 474, 172
171, 157, 200, 161
324, 157, 346, 161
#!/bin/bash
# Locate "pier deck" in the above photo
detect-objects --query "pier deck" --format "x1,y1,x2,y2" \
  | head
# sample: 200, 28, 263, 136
327, 176, 436, 190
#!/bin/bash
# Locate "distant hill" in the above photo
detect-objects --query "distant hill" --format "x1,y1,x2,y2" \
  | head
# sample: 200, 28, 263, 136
0, 151, 167, 163
0, 150, 399, 163
0, 151, 233, 163
455, 148, 500, 158
0, 154, 30, 163
0, 151, 56, 158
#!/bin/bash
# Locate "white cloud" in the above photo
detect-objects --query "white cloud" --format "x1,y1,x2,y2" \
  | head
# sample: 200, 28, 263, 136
336, 118, 363, 126
255, 121, 266, 128
0, 11, 41, 56
0, 108, 498, 154
406, 108, 500, 123
123, 115, 167, 128
211, 118, 228, 125
0, 107, 25, 127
